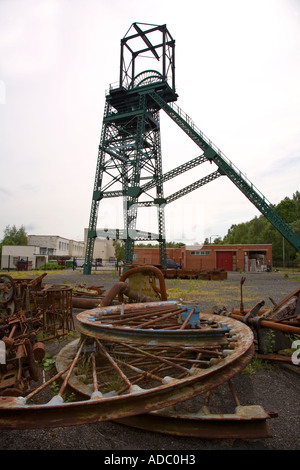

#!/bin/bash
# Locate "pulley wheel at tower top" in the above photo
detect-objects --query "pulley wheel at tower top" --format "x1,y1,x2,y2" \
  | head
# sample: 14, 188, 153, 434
130, 70, 164, 89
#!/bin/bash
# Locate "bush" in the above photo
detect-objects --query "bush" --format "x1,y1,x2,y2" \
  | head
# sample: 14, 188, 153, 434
39, 261, 64, 270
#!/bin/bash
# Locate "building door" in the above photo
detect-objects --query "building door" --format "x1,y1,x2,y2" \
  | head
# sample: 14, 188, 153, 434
216, 251, 233, 271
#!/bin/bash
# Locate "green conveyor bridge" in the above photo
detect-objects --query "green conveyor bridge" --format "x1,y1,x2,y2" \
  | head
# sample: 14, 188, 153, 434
149, 90, 300, 252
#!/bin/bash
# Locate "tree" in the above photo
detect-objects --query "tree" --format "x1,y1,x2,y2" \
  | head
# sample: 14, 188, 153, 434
275, 197, 298, 224
217, 191, 300, 264
113, 240, 125, 263
0, 225, 28, 265
165, 242, 185, 248
212, 237, 223, 245
293, 191, 300, 214
1, 225, 28, 245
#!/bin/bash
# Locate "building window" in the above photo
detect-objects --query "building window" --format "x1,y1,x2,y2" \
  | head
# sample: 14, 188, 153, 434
40, 247, 47, 255
190, 251, 210, 255
48, 248, 54, 255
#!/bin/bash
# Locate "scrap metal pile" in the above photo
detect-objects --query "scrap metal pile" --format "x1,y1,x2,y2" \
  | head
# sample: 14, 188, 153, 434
0, 274, 74, 397
0, 267, 280, 439
213, 279, 300, 361
162, 268, 227, 280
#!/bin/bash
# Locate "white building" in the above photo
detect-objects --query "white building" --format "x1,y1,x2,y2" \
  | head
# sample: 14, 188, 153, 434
0, 232, 117, 271
1, 245, 48, 270
83, 229, 115, 264
28, 235, 85, 258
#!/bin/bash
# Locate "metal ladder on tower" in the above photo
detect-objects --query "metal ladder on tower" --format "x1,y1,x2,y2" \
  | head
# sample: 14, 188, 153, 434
149, 91, 300, 252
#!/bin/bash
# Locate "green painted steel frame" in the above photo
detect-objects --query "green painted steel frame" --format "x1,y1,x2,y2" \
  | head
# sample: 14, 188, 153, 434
149, 91, 300, 253
84, 23, 179, 273
84, 84, 170, 273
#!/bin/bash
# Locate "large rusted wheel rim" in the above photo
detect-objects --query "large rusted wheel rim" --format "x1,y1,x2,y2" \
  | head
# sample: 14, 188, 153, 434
0, 309, 254, 430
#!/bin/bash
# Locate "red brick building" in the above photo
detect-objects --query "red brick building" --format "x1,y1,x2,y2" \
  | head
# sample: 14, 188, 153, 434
134, 244, 272, 272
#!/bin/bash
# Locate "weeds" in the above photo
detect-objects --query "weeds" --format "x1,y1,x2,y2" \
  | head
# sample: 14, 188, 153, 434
242, 357, 274, 376
39, 353, 56, 371
263, 329, 276, 355
76, 354, 92, 377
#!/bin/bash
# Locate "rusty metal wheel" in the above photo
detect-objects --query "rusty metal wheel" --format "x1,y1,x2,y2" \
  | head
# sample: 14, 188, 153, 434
0, 275, 15, 305
77, 301, 241, 346
0, 307, 254, 430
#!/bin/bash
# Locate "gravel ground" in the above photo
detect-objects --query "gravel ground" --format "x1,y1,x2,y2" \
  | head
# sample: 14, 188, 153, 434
0, 269, 299, 452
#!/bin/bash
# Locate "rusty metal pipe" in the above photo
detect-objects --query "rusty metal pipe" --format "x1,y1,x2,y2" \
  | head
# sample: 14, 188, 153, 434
100, 282, 128, 306
24, 339, 39, 382
230, 313, 300, 335
94, 338, 132, 388
132, 308, 186, 330
72, 297, 102, 309
25, 364, 72, 402
99, 281, 159, 307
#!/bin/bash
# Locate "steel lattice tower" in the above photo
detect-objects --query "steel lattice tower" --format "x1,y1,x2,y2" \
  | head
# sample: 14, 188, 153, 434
84, 24, 177, 274
84, 22, 300, 274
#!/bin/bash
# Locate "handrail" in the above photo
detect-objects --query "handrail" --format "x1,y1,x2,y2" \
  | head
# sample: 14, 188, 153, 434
165, 100, 273, 207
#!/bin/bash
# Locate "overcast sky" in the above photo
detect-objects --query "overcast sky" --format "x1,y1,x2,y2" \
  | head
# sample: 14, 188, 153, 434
1, 0, 299, 245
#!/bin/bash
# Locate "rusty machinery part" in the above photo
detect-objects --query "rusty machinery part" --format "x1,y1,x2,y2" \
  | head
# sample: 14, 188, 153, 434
72, 277, 166, 310
0, 323, 46, 397
0, 303, 47, 396
40, 284, 74, 339
0, 279, 73, 398
116, 379, 276, 440
116, 407, 274, 440
240, 276, 246, 313
119, 265, 168, 302
100, 281, 160, 307
28, 273, 48, 289
0, 275, 16, 306
215, 286, 300, 363
163, 269, 227, 281
72, 284, 106, 309
0, 275, 74, 339
72, 285, 105, 297
72, 296, 102, 310
76, 302, 242, 347
7, 274, 47, 314
217, 285, 300, 335
8, 282, 74, 340
0, 312, 254, 430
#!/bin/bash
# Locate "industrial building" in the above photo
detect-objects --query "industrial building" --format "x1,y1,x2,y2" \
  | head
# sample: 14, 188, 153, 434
134, 244, 272, 272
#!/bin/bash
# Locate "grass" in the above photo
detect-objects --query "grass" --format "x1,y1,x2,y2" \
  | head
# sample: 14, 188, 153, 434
0, 268, 119, 280
2, 267, 298, 310
0, 269, 72, 279
166, 278, 266, 309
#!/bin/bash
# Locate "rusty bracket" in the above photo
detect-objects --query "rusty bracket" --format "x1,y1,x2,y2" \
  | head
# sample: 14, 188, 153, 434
243, 300, 265, 325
